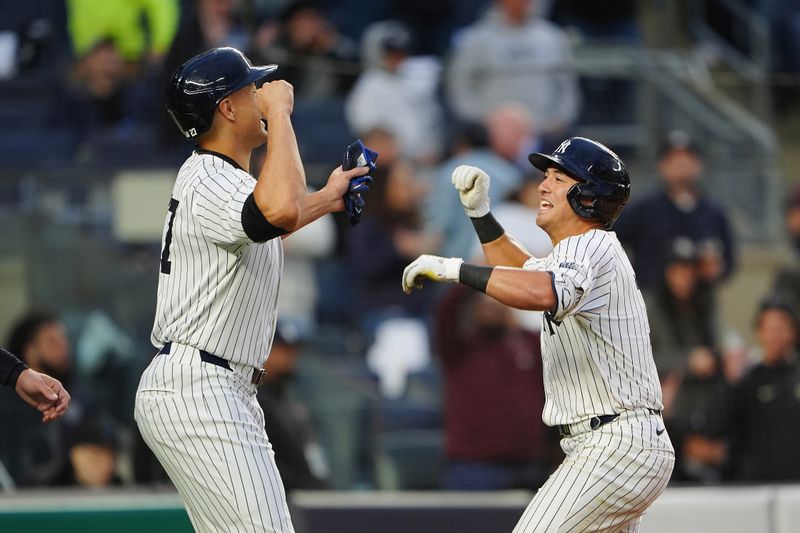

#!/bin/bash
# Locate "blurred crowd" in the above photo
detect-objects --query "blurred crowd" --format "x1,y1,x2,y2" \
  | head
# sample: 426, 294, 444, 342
1, 0, 800, 494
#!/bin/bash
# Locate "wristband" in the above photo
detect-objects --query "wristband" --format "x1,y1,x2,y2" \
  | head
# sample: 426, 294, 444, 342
459, 263, 494, 293
470, 212, 504, 244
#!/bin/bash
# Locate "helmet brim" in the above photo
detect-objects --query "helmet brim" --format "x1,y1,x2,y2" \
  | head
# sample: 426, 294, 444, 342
219, 64, 279, 102
529, 152, 585, 182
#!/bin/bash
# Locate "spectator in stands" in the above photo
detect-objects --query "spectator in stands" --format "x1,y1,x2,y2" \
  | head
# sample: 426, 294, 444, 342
347, 159, 439, 331
730, 299, 800, 481
446, 0, 580, 139
278, 191, 336, 334
66, 0, 179, 67
257, 320, 329, 491
769, 184, 800, 316
435, 285, 551, 490
615, 131, 736, 292
52, 414, 122, 487
8, 311, 72, 388
257, 1, 359, 100
645, 237, 717, 380
0, 311, 73, 486
346, 20, 444, 164
485, 101, 547, 173
57, 39, 129, 139
666, 346, 731, 484
427, 121, 521, 260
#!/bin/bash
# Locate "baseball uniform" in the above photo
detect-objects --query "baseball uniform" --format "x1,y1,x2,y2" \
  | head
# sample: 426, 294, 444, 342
513, 229, 674, 533
135, 149, 293, 533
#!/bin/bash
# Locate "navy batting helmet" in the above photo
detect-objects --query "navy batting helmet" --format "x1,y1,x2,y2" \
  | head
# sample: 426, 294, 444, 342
529, 137, 630, 229
166, 47, 278, 140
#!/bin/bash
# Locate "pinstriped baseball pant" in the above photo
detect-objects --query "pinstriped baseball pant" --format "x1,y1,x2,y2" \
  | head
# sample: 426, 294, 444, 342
135, 344, 294, 533
513, 409, 675, 533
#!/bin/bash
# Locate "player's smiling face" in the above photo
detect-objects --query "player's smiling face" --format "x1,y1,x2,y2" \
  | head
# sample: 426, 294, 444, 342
536, 167, 580, 232
225, 83, 268, 146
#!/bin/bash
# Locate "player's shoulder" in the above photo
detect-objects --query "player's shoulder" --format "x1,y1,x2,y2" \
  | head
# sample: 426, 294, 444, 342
180, 151, 253, 190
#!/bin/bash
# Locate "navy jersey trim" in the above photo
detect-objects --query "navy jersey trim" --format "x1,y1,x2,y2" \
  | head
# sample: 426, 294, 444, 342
195, 148, 245, 172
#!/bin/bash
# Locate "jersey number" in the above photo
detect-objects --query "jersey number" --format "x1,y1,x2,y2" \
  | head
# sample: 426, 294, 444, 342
160, 198, 179, 274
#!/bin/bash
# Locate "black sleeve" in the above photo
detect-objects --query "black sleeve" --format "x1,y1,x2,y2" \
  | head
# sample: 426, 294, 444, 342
0, 346, 28, 388
241, 193, 290, 242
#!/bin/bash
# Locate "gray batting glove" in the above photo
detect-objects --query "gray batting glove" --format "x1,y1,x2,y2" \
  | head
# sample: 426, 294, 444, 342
452, 165, 491, 218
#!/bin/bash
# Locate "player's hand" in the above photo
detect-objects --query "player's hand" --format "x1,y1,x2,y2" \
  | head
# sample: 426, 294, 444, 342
452, 165, 491, 218
256, 80, 295, 118
325, 165, 370, 211
14, 368, 71, 423
402, 254, 463, 294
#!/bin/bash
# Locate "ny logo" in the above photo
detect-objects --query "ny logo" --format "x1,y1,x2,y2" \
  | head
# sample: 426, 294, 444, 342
555, 139, 572, 154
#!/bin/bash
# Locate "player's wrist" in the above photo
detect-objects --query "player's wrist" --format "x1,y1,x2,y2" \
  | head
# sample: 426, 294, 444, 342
470, 212, 504, 243
463, 200, 490, 218
443, 257, 463, 281
459, 263, 493, 292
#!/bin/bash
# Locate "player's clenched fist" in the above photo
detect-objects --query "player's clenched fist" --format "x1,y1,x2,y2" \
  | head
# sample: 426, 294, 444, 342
451, 165, 491, 218
402, 254, 463, 294
256, 80, 295, 117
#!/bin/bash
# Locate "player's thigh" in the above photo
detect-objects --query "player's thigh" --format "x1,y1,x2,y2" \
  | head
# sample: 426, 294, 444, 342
513, 426, 672, 533
136, 365, 293, 533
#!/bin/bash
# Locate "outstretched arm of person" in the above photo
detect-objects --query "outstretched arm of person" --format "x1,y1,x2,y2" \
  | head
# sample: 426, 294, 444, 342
402, 254, 555, 311
15, 369, 71, 423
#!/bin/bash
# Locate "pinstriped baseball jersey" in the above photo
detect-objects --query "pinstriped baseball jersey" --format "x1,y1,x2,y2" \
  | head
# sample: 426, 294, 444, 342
151, 150, 283, 368
523, 229, 662, 426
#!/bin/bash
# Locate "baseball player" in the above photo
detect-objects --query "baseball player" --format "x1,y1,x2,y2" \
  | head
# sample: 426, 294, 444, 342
0, 346, 70, 422
403, 137, 675, 532
133, 47, 368, 533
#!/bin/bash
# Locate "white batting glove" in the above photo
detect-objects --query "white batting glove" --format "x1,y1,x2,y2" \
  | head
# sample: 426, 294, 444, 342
402, 254, 463, 294
451, 165, 491, 218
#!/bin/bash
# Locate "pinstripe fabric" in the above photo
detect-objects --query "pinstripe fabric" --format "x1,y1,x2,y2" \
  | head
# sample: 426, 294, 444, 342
517, 229, 673, 531
137, 150, 292, 532
512, 410, 674, 533
523, 230, 662, 427
136, 344, 294, 533
151, 152, 283, 368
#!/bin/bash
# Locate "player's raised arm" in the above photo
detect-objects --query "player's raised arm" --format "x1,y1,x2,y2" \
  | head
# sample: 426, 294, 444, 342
252, 80, 305, 231
451, 165, 533, 267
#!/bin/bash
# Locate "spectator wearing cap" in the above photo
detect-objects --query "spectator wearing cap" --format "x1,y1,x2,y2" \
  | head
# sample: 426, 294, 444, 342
644, 237, 718, 381
615, 130, 736, 292
730, 299, 800, 481
345, 20, 444, 164
256, 321, 329, 491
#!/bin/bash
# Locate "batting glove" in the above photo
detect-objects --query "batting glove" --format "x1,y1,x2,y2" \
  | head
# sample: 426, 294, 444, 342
342, 139, 379, 226
402, 254, 463, 294
343, 175, 373, 226
451, 165, 491, 218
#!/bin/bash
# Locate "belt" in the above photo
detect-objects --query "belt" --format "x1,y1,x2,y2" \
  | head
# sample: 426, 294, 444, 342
557, 408, 662, 438
158, 342, 267, 386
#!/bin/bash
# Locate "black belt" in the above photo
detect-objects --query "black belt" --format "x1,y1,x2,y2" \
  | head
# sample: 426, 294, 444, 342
158, 342, 267, 386
557, 409, 662, 438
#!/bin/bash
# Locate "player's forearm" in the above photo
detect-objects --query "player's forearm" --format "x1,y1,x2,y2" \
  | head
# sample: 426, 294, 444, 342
254, 111, 306, 231
0, 346, 28, 388
481, 234, 533, 268
484, 267, 556, 311
290, 188, 340, 233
